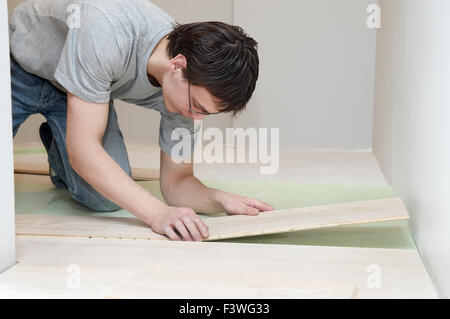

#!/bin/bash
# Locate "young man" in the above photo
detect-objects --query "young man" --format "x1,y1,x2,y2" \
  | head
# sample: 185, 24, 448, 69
9, 0, 273, 241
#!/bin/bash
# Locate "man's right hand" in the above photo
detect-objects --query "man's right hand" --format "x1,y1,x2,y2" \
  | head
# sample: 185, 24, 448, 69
149, 205, 209, 241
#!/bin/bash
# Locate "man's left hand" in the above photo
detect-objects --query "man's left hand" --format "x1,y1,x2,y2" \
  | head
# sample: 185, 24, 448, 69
216, 192, 274, 216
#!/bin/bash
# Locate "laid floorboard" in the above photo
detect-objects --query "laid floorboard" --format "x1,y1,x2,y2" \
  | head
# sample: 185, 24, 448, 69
14, 163, 159, 181
13, 163, 48, 176
16, 198, 409, 241
14, 143, 160, 181
0, 262, 136, 298
0, 262, 357, 299
106, 266, 358, 299
13, 142, 389, 185
12, 235, 437, 298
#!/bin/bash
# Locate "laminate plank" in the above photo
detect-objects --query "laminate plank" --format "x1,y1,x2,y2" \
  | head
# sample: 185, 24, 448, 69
16, 198, 409, 241
13, 235, 437, 298
14, 161, 159, 181
0, 262, 357, 299
0, 262, 137, 298
106, 266, 358, 299
14, 145, 160, 181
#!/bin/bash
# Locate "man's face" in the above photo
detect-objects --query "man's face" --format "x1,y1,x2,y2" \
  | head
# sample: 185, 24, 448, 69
161, 55, 222, 120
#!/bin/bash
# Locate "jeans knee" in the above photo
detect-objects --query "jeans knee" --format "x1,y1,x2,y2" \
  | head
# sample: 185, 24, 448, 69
88, 200, 120, 212
70, 191, 120, 212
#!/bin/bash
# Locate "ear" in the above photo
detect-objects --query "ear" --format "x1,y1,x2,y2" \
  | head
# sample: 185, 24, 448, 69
169, 53, 187, 72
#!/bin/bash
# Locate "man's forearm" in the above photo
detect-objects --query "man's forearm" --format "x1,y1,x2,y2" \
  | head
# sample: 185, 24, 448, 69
161, 175, 225, 213
70, 143, 166, 223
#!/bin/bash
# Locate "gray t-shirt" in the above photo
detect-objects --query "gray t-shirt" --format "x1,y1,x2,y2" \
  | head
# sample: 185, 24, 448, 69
9, 0, 195, 156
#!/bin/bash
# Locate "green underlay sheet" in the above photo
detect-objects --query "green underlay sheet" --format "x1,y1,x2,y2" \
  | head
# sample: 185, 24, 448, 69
14, 148, 47, 155
14, 177, 415, 249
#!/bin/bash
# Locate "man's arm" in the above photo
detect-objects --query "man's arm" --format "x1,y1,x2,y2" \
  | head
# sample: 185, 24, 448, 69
160, 151, 274, 215
66, 92, 208, 241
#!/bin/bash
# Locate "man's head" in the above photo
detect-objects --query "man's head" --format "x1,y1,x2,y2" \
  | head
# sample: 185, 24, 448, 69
160, 21, 259, 119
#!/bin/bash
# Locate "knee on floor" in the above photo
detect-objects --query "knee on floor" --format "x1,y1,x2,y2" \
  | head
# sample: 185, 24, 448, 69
70, 191, 120, 212
88, 200, 120, 212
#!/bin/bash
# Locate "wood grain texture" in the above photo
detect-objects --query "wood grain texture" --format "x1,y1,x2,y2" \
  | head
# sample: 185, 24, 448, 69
12, 235, 437, 298
106, 266, 359, 299
0, 262, 357, 299
14, 144, 160, 181
14, 162, 159, 181
16, 198, 409, 241
0, 262, 135, 299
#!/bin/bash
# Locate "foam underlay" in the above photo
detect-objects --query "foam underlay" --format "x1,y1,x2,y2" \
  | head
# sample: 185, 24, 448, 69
14, 176, 414, 249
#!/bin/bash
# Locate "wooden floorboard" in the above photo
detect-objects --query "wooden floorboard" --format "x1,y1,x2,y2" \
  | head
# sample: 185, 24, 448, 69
16, 198, 409, 241
0, 262, 358, 299
14, 163, 159, 181
9, 235, 437, 298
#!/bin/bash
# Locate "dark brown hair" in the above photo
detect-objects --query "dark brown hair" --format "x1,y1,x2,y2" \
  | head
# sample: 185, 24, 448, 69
166, 22, 259, 115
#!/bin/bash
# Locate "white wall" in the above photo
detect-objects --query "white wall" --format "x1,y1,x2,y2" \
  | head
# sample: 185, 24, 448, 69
373, 0, 450, 298
10, 0, 377, 149
234, 0, 377, 148
0, 0, 16, 273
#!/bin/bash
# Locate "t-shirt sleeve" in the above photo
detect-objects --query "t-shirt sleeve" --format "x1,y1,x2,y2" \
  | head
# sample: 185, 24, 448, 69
54, 4, 125, 103
159, 105, 200, 159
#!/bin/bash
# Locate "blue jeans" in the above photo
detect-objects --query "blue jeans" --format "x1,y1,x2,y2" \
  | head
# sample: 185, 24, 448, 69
10, 56, 132, 212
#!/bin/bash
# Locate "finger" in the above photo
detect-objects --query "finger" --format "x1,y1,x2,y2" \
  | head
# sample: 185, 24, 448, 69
228, 203, 258, 216
174, 219, 193, 241
182, 217, 203, 242
192, 216, 209, 238
164, 225, 181, 241
245, 198, 274, 212
241, 203, 260, 215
